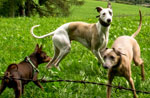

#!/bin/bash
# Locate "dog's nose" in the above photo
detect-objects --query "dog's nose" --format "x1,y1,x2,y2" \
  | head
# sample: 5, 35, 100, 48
103, 64, 108, 69
107, 19, 111, 23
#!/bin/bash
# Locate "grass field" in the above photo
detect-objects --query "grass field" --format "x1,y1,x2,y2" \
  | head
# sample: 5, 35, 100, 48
0, 0, 150, 98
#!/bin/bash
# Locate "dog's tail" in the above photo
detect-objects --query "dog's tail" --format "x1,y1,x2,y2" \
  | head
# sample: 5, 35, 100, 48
4, 64, 18, 83
30, 25, 55, 39
131, 10, 142, 38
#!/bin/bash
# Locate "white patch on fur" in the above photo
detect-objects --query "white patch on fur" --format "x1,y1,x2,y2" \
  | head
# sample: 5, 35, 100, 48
100, 8, 113, 24
57, 23, 70, 30
96, 21, 109, 51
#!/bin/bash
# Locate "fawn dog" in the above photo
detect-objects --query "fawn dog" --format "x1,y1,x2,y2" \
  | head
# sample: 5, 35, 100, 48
30, 2, 113, 68
0, 44, 50, 98
103, 10, 144, 98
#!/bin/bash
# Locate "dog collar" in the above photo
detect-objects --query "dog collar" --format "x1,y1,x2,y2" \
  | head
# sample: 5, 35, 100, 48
99, 19, 110, 27
26, 56, 39, 73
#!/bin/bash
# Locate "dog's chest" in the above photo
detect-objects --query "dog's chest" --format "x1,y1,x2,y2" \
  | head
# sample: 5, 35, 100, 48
96, 23, 109, 49
99, 33, 106, 44
97, 32, 107, 49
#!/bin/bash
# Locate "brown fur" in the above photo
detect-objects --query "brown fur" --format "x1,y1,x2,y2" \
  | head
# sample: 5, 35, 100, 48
103, 10, 144, 98
68, 22, 98, 49
0, 44, 51, 98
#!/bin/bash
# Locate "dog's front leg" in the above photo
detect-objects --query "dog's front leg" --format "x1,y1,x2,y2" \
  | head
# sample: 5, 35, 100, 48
126, 77, 137, 98
0, 80, 6, 94
33, 81, 43, 90
91, 37, 105, 65
92, 49, 104, 65
107, 72, 114, 98
33, 72, 43, 90
22, 85, 25, 94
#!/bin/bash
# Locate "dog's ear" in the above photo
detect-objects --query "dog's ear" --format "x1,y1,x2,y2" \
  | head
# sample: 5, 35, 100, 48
112, 48, 126, 56
40, 45, 43, 50
107, 2, 112, 9
96, 7, 103, 13
113, 48, 119, 56
35, 44, 40, 52
36, 45, 43, 53
39, 45, 43, 52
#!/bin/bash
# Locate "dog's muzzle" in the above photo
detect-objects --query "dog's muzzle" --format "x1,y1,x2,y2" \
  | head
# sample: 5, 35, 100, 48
107, 19, 111, 23
103, 64, 109, 69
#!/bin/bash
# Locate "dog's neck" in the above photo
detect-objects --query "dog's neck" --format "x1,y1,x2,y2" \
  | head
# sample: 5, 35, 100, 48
96, 20, 110, 34
96, 21, 110, 45
25, 56, 39, 68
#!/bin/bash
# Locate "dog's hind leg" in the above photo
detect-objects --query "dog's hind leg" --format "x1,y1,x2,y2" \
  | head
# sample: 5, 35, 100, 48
54, 45, 71, 67
47, 29, 71, 68
133, 43, 145, 81
0, 80, 6, 94
14, 80, 22, 98
47, 46, 59, 69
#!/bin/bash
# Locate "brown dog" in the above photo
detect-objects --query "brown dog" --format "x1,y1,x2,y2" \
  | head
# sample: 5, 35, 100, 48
0, 44, 50, 98
103, 10, 144, 98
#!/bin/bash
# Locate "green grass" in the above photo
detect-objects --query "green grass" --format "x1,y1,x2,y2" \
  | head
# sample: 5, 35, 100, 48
0, 0, 150, 98
70, 0, 150, 18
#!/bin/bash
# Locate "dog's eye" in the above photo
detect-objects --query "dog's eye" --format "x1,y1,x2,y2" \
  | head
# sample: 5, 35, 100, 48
110, 56, 114, 60
103, 13, 106, 16
109, 11, 112, 16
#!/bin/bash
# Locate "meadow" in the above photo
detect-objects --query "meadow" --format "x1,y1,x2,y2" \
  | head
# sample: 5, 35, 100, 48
0, 0, 150, 98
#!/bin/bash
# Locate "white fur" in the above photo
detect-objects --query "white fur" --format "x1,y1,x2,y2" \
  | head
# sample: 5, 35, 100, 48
30, 6, 113, 68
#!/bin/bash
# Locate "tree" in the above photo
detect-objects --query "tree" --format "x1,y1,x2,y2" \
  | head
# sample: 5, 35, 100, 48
0, 0, 84, 17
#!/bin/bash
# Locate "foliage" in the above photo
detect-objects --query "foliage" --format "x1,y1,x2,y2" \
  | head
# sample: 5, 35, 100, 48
0, 0, 84, 17
0, 0, 150, 98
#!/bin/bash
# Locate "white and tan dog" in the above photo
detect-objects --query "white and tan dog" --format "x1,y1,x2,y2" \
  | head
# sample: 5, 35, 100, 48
30, 3, 113, 68
103, 10, 144, 98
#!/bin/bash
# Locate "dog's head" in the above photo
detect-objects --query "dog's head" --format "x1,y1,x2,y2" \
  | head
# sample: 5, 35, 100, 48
34, 44, 51, 64
96, 2, 113, 26
102, 48, 125, 69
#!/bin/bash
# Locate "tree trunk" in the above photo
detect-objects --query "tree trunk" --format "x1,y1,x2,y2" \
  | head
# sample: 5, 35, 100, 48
19, 5, 25, 16
9, 0, 15, 17
25, 0, 33, 16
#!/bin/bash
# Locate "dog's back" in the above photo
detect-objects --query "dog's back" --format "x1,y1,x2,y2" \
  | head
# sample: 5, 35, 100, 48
17, 61, 34, 82
112, 36, 139, 60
